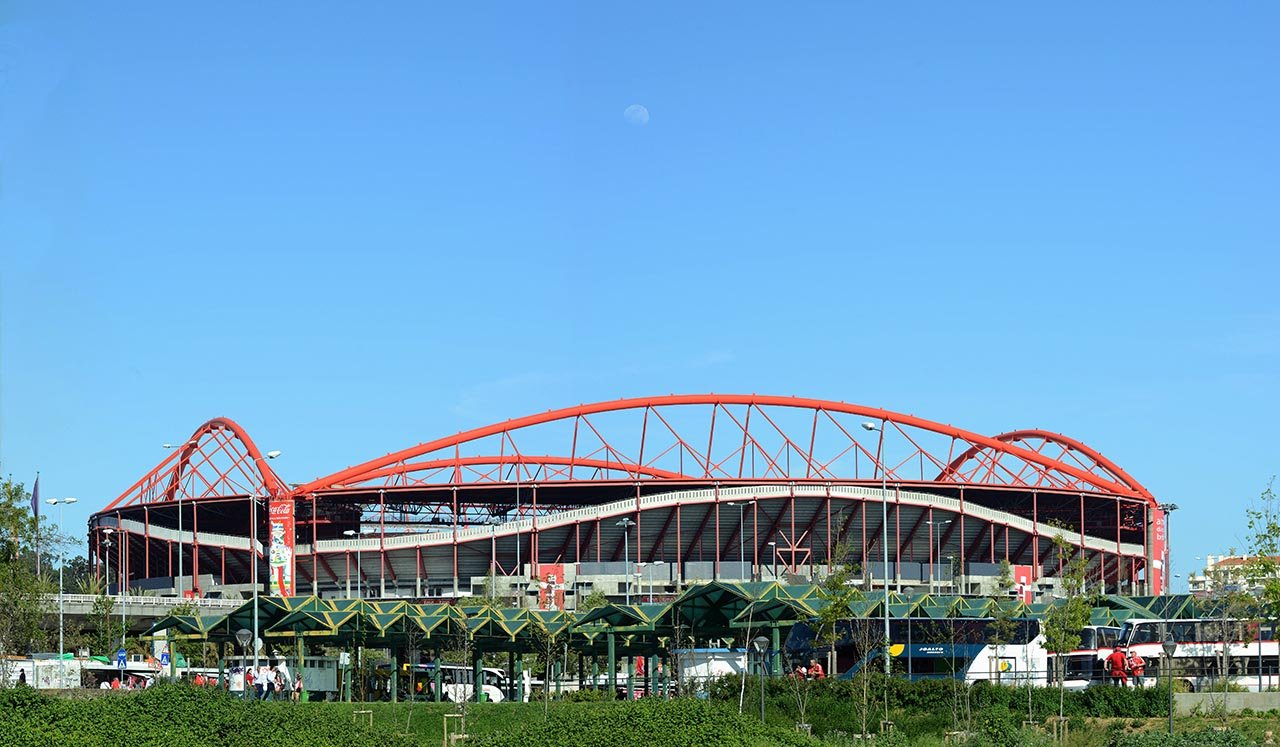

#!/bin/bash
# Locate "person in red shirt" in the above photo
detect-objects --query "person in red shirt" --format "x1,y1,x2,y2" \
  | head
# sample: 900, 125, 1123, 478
807, 658, 825, 680
1126, 649, 1146, 687
1105, 646, 1129, 687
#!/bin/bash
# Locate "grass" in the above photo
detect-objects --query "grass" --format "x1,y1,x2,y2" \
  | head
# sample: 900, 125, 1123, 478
322, 699, 1280, 746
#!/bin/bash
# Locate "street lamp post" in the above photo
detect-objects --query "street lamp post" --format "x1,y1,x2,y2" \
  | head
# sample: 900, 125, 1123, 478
102, 529, 114, 596
1159, 503, 1179, 594
252, 493, 260, 674
236, 628, 253, 699
862, 421, 892, 677
646, 561, 667, 603
767, 541, 778, 581
752, 635, 770, 722
616, 518, 635, 605
1163, 636, 1178, 734
102, 527, 126, 652
925, 519, 952, 595
46, 497, 78, 687
343, 529, 362, 598
162, 441, 197, 598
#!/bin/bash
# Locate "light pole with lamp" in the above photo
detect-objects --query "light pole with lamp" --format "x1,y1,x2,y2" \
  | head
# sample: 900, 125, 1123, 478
752, 635, 770, 722
1163, 636, 1178, 734
236, 628, 253, 699
727, 502, 746, 579
767, 541, 778, 581
616, 518, 635, 605
101, 529, 114, 597
645, 560, 667, 603
248, 451, 281, 679
162, 441, 197, 597
925, 519, 952, 595
343, 529, 364, 598
101, 527, 127, 655
1159, 503, 1179, 594
46, 497, 78, 687
861, 421, 893, 677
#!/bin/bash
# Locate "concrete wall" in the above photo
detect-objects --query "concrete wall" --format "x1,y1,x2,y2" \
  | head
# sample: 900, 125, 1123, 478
1175, 692, 1280, 715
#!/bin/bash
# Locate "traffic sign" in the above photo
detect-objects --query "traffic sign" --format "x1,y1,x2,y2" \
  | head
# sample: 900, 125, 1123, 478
116, 649, 127, 669
160, 652, 170, 667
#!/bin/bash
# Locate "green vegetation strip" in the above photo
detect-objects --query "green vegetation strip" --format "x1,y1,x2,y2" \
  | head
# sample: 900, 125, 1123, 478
4, 683, 1279, 746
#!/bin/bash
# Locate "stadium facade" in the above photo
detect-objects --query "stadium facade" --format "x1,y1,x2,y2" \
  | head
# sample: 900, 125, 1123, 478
87, 395, 1167, 608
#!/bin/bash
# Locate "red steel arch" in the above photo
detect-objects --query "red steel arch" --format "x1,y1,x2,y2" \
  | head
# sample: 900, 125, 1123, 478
293, 394, 1155, 505
103, 416, 286, 510
936, 429, 1154, 502
343, 455, 690, 488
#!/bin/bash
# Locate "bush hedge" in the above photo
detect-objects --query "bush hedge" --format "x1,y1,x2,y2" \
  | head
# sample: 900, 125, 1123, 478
1113, 729, 1255, 747
469, 696, 824, 747
0, 684, 417, 747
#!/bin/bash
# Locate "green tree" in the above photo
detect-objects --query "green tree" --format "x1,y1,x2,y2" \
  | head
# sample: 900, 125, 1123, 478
1244, 479, 1280, 683
89, 594, 125, 658
0, 477, 55, 687
530, 620, 562, 715
814, 540, 876, 735
987, 560, 1019, 685
1041, 533, 1091, 720
577, 588, 610, 612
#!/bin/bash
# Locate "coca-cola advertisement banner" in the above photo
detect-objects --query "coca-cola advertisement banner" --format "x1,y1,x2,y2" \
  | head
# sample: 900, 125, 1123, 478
268, 498, 295, 597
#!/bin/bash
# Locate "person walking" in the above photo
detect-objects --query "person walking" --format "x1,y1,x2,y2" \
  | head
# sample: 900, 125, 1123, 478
1106, 646, 1129, 687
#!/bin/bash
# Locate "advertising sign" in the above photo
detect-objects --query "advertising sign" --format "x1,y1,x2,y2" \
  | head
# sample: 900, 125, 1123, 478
268, 497, 295, 596
538, 564, 566, 611
1012, 564, 1035, 604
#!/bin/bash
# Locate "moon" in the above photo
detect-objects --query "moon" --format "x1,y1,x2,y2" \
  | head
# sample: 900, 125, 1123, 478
623, 104, 649, 126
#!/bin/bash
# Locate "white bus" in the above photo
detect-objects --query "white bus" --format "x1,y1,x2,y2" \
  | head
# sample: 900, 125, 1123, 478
797, 619, 1120, 689
1117, 617, 1280, 692
413, 662, 512, 703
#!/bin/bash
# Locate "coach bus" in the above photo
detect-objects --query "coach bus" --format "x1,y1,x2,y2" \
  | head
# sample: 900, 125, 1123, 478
1116, 618, 1280, 692
788, 619, 1121, 688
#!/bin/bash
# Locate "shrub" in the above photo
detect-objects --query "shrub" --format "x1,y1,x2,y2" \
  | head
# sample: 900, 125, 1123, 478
469, 697, 824, 747
0, 683, 417, 747
1113, 729, 1254, 747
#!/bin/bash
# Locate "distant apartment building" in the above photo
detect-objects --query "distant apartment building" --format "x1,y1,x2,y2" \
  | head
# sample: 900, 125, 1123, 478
1187, 554, 1280, 594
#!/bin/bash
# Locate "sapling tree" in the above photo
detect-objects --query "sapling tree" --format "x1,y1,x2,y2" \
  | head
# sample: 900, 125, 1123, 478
0, 477, 54, 687
987, 560, 1019, 686
1041, 532, 1090, 721
814, 540, 870, 735
1244, 478, 1280, 687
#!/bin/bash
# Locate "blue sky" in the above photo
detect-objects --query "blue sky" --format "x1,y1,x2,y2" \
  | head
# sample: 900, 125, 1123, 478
2, 3, 1276, 588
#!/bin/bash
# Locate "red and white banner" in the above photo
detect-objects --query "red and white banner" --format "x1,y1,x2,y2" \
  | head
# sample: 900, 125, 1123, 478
1012, 564, 1035, 604
538, 564, 565, 611
268, 497, 295, 596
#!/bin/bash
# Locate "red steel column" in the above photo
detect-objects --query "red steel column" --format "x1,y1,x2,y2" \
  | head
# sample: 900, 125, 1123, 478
451, 488, 459, 594
191, 502, 199, 592
1031, 492, 1039, 577
312, 494, 319, 596
713, 484, 720, 579
379, 489, 386, 597
824, 485, 832, 565
894, 485, 902, 591
959, 488, 966, 588
677, 504, 684, 583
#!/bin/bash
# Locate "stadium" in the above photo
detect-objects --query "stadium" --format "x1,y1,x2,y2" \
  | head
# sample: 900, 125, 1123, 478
87, 394, 1167, 608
